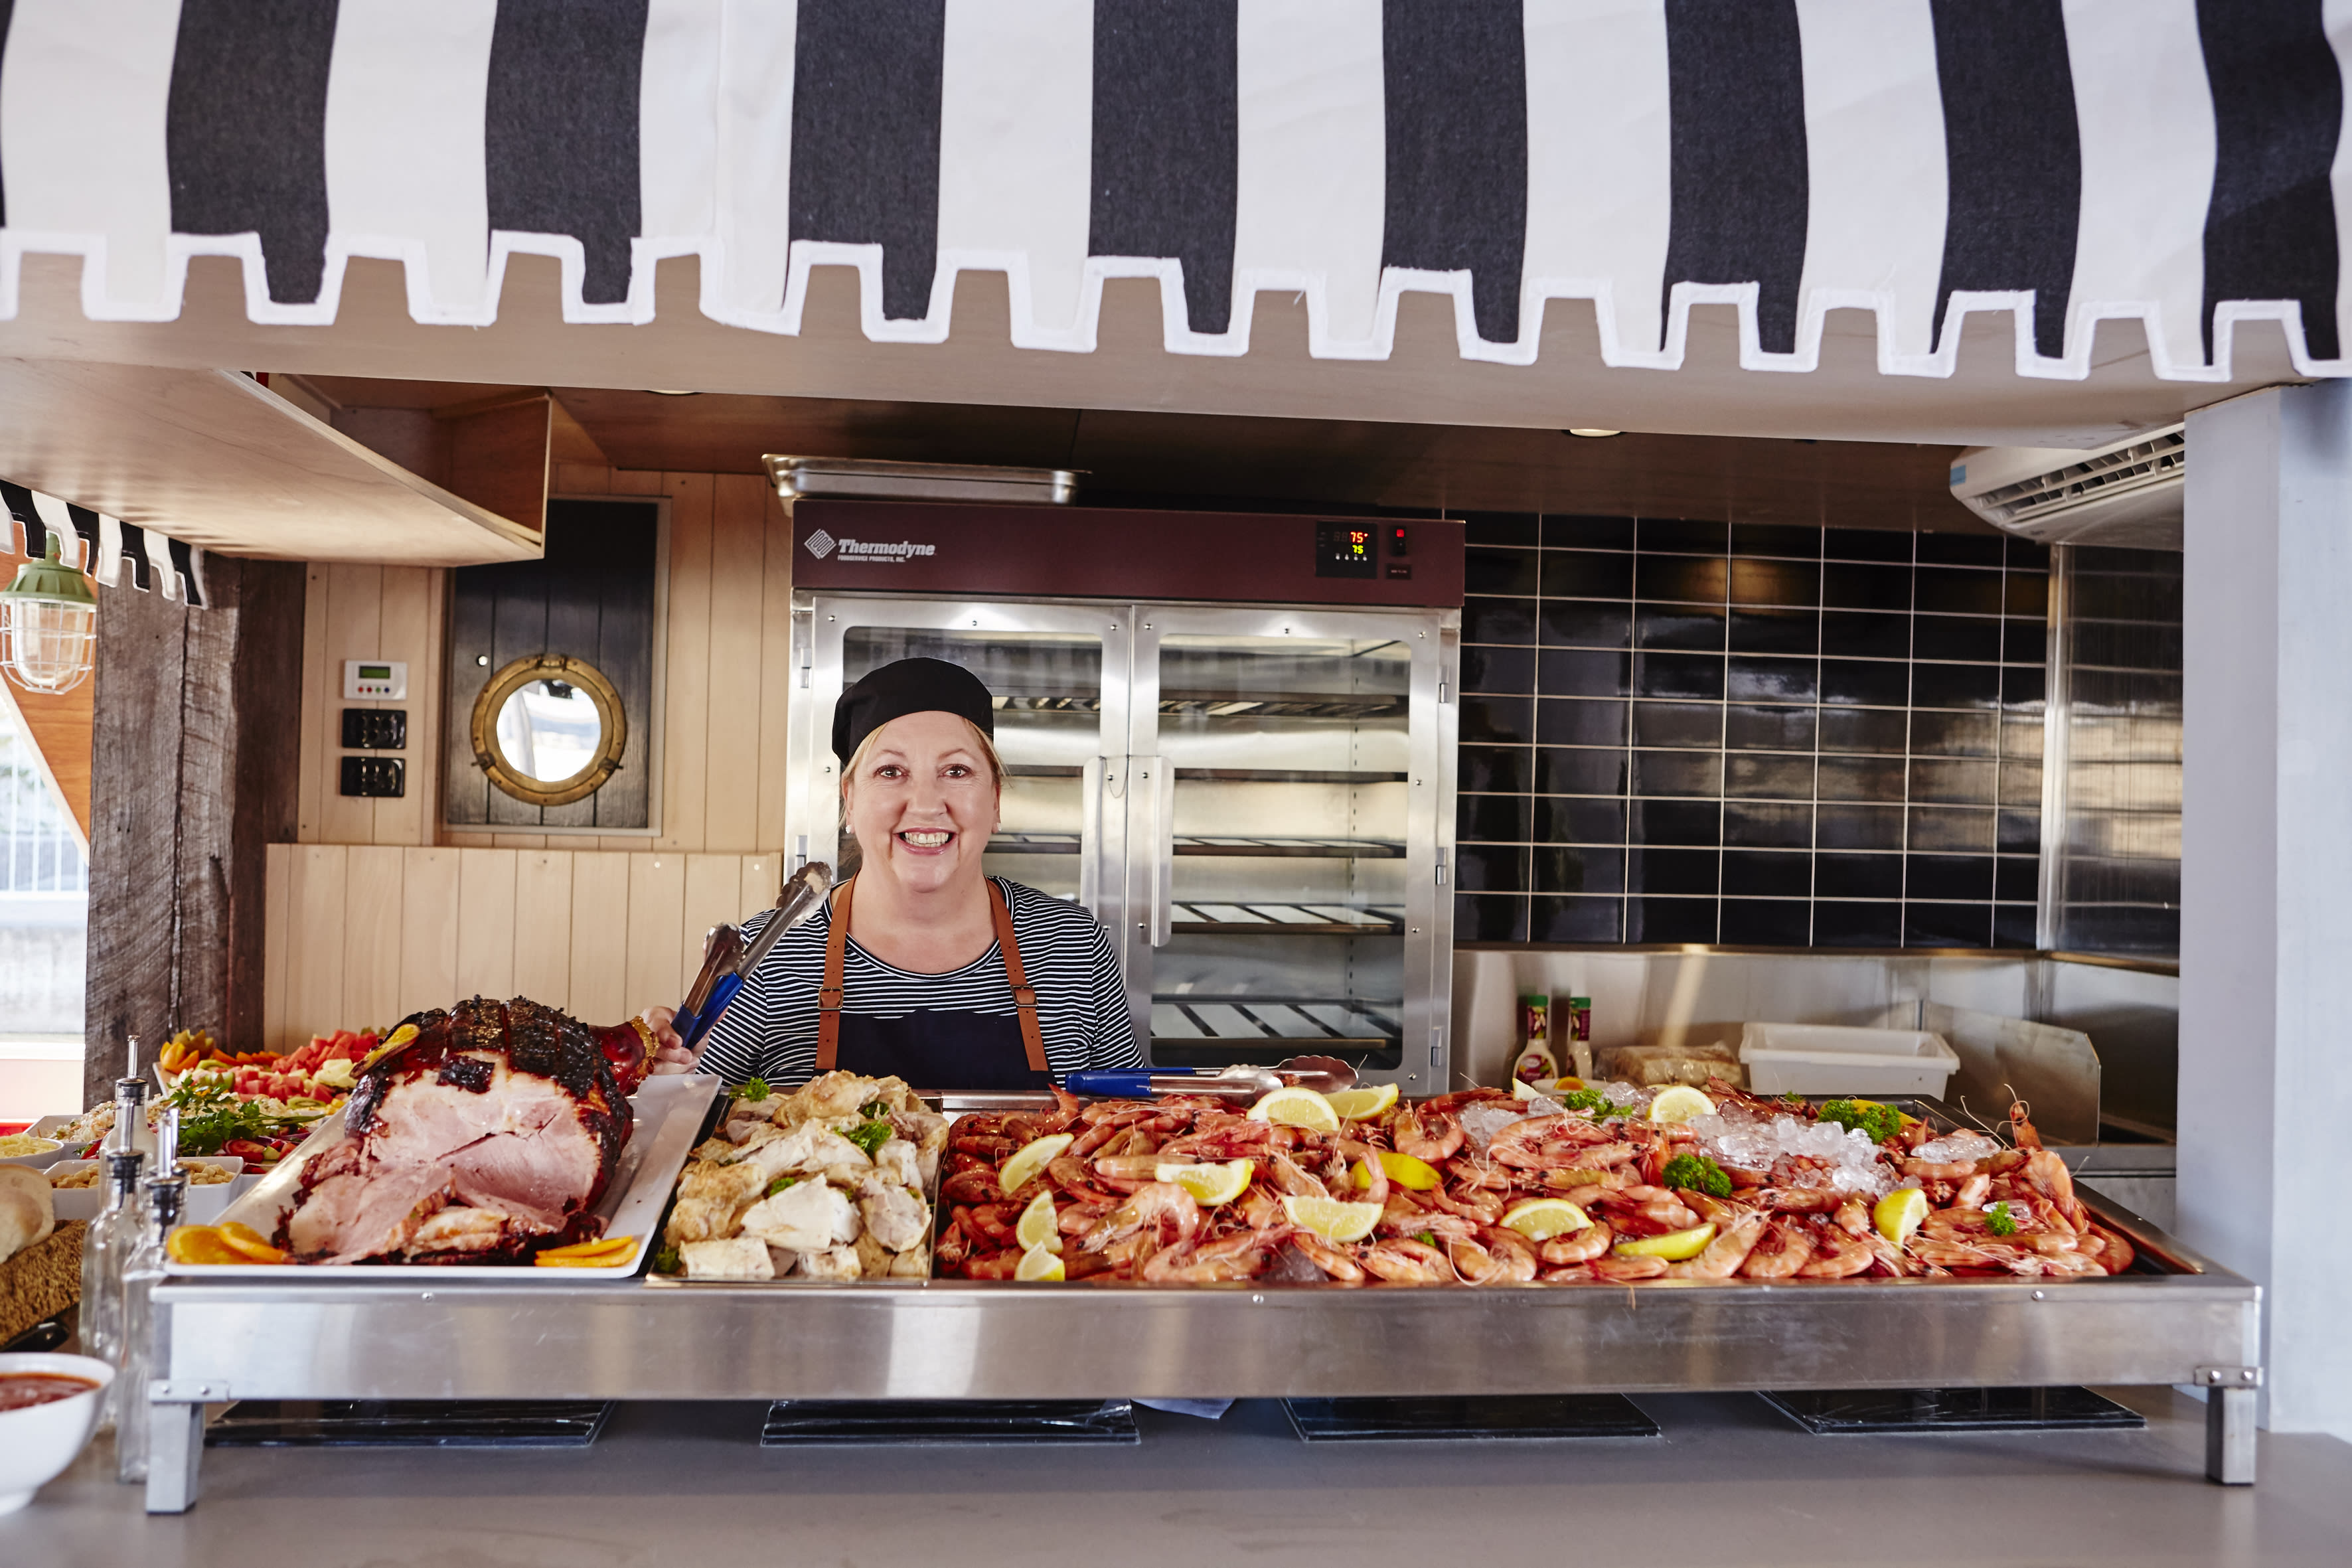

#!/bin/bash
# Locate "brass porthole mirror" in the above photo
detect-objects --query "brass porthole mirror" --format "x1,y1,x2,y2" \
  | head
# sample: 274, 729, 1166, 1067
470, 654, 627, 807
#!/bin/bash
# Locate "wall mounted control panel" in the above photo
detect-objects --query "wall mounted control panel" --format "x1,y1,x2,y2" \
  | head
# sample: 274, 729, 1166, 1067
339, 756, 404, 798
341, 708, 406, 750
343, 659, 407, 700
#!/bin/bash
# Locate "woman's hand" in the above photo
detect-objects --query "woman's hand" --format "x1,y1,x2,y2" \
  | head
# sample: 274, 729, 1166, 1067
637, 1006, 695, 1075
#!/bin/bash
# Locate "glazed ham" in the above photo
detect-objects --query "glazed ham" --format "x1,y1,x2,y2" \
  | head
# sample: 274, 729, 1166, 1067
281, 996, 633, 1264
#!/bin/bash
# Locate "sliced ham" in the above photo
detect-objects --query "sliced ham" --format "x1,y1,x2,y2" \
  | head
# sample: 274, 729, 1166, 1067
279, 996, 631, 1265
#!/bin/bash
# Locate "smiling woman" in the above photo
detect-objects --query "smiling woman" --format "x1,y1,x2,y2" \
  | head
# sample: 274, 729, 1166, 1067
688, 659, 1141, 1091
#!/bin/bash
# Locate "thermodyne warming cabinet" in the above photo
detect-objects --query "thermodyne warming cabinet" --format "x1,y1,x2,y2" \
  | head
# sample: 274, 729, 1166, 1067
784, 500, 1465, 1091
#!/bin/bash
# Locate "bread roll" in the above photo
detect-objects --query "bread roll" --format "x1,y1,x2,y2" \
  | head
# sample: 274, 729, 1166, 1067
0, 1164, 56, 1263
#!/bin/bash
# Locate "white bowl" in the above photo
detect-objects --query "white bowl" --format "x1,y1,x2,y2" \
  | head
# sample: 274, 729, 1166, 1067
0, 1138, 69, 1171
0, 1352, 114, 1514
45, 1156, 246, 1223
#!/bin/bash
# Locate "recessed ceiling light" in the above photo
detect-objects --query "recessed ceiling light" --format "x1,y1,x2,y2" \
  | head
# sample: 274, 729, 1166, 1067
1563, 428, 1622, 439
647, 388, 700, 396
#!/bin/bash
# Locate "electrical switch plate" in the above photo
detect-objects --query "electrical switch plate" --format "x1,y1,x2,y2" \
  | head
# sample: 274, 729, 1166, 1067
340, 708, 407, 750
343, 659, 407, 700
339, 756, 404, 798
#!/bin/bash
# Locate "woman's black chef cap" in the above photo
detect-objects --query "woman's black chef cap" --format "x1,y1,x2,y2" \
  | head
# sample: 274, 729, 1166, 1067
832, 657, 996, 764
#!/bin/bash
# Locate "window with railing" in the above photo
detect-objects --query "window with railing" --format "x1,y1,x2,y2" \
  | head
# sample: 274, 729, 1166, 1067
0, 703, 85, 894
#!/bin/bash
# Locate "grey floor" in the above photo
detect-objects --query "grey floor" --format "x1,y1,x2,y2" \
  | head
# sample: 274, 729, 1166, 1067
16, 1390, 2352, 1567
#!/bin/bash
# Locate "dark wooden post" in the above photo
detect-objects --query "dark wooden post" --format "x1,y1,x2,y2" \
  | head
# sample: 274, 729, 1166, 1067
82, 558, 303, 1103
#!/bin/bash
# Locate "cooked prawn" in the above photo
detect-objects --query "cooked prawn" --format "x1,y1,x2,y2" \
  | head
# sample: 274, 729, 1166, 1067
1362, 1237, 1454, 1283
1080, 1181, 1202, 1253
1738, 1216, 1818, 1279
1539, 1221, 1614, 1266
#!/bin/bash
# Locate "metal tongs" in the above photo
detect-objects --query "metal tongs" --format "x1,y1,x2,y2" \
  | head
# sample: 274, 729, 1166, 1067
1063, 1056, 1358, 1101
670, 861, 834, 1061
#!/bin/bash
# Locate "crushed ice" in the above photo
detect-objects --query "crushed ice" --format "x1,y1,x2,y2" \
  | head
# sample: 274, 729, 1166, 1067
1687, 1109, 1896, 1198
1458, 1104, 1527, 1151
1911, 1130, 2002, 1164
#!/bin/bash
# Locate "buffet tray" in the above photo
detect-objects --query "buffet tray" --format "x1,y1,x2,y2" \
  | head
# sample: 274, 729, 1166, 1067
165, 1076, 717, 1281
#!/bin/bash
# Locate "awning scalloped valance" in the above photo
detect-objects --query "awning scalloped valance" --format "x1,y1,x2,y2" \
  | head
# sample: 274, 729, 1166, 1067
0, 0, 2341, 384
1, 477, 206, 607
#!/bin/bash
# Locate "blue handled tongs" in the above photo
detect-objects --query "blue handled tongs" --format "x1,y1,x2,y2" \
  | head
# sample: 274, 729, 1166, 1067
672, 860, 834, 1060
1064, 1057, 1357, 1100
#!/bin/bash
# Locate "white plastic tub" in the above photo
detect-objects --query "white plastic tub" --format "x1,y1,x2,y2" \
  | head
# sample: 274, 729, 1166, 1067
1738, 1024, 1960, 1098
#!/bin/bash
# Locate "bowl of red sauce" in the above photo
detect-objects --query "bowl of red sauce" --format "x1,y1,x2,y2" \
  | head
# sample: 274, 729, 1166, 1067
0, 1352, 114, 1514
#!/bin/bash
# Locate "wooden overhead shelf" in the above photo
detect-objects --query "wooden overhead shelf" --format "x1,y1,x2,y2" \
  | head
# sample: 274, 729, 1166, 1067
0, 360, 548, 566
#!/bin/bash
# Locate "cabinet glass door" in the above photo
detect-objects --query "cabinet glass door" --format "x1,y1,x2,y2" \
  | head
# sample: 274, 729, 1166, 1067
1131, 607, 1443, 1078
799, 598, 1129, 923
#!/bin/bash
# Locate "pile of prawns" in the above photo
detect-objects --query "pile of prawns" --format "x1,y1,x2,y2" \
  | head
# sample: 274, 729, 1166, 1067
932, 1081, 2138, 1285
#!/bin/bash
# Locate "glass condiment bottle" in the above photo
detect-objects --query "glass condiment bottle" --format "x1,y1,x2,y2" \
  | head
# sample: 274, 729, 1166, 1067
116, 1172, 186, 1484
110, 1075, 153, 1160
79, 1148, 147, 1431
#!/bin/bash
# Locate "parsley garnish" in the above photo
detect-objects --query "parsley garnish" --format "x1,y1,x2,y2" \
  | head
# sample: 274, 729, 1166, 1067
841, 1119, 894, 1158
763, 1175, 799, 1198
733, 1076, 771, 1101
1557, 1089, 1611, 1117
1818, 1099, 1903, 1144
653, 1245, 682, 1275
1662, 1152, 1733, 1198
1986, 1200, 2018, 1238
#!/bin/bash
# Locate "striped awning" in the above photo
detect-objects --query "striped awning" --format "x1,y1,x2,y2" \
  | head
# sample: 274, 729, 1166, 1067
2, 479, 208, 607
0, 1, 2341, 384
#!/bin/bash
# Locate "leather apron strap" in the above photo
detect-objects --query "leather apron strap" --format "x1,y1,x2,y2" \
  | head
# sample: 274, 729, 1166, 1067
815, 878, 1048, 1075
815, 878, 854, 1071
989, 879, 1051, 1074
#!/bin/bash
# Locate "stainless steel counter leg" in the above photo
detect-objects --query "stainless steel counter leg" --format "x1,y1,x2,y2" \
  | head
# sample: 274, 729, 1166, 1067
144, 1392, 206, 1514
2205, 1385, 2258, 1486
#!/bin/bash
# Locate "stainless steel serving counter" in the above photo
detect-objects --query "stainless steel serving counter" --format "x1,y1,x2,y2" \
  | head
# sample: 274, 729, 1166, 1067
139, 1190, 2262, 1513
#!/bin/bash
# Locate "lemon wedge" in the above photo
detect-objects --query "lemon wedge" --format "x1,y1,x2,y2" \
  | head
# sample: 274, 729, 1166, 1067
1015, 1243, 1065, 1281
1647, 1085, 1716, 1125
998, 1133, 1073, 1196
1324, 1083, 1399, 1121
1500, 1197, 1592, 1240
1247, 1085, 1342, 1133
1156, 1158, 1254, 1206
1016, 1188, 1062, 1253
1612, 1221, 1717, 1261
1350, 1148, 1443, 1192
1280, 1194, 1383, 1243
1875, 1187, 1930, 1247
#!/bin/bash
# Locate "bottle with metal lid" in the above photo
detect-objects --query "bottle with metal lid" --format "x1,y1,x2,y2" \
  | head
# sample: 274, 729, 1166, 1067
115, 1170, 187, 1484
109, 1072, 154, 1160
79, 1148, 147, 1431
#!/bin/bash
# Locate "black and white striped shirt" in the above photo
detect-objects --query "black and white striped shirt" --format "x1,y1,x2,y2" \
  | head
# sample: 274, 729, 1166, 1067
696, 878, 1142, 1089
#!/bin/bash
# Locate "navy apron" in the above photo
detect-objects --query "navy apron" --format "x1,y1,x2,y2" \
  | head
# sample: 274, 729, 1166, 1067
815, 878, 1054, 1091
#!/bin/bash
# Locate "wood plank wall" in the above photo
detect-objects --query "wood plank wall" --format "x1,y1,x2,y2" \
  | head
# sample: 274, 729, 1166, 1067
289, 467, 793, 854
266, 465, 799, 1047
262, 844, 785, 1047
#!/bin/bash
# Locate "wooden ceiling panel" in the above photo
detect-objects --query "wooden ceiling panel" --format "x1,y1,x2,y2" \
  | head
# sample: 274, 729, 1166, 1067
527, 384, 1987, 532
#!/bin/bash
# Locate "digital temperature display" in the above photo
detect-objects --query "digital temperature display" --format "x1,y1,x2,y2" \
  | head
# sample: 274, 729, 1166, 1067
1314, 521, 1377, 578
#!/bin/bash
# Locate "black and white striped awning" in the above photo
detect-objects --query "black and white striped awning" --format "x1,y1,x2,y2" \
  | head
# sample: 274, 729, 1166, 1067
1, 480, 207, 607
0, 1, 2341, 383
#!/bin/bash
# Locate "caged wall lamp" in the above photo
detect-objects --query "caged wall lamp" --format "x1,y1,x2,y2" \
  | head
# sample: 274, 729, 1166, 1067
0, 534, 98, 694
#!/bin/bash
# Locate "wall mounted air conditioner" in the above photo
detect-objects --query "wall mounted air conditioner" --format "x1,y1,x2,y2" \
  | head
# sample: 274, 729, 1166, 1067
1950, 425, 2183, 550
